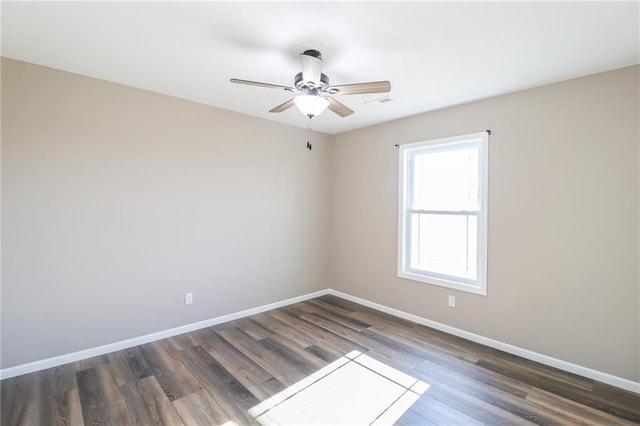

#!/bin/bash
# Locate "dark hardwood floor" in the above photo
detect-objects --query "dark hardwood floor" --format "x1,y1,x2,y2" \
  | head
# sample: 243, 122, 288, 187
2, 294, 639, 425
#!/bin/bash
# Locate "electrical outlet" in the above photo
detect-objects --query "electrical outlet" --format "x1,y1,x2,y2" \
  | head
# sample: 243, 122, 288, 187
185, 292, 193, 305
448, 295, 456, 308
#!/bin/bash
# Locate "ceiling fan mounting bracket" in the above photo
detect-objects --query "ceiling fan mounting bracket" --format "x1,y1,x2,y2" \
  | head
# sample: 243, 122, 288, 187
302, 49, 322, 60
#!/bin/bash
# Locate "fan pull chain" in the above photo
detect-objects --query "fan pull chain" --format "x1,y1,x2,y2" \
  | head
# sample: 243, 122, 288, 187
306, 115, 312, 150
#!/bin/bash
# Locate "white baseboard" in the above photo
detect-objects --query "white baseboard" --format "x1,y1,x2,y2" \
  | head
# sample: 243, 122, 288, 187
327, 289, 640, 395
0, 289, 330, 380
2, 287, 638, 395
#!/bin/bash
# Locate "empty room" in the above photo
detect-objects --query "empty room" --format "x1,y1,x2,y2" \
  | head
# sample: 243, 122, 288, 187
1, 2, 639, 425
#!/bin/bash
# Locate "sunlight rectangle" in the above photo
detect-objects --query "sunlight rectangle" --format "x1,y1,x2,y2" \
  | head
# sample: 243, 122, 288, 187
251, 351, 429, 425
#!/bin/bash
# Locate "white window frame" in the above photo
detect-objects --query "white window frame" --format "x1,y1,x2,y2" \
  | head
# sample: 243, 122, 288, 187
398, 132, 488, 295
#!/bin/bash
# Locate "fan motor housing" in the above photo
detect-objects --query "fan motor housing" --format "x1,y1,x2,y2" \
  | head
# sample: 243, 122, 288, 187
294, 72, 330, 93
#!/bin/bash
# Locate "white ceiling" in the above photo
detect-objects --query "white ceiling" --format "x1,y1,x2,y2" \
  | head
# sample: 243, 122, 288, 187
2, 1, 638, 134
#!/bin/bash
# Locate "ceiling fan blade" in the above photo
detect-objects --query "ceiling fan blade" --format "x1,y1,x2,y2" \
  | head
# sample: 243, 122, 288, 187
328, 81, 391, 95
230, 78, 296, 92
326, 97, 354, 117
269, 98, 297, 113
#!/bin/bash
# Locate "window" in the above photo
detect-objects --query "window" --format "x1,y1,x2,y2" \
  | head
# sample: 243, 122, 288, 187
398, 132, 488, 295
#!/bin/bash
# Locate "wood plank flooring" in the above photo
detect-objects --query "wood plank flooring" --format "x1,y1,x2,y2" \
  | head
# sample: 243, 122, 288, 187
2, 294, 639, 425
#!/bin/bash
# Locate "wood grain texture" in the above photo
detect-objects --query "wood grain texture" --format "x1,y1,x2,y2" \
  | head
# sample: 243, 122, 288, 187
2, 295, 639, 425
120, 376, 182, 425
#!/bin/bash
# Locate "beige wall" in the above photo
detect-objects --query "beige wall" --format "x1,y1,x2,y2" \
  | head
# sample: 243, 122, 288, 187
1, 58, 330, 368
329, 66, 640, 381
2, 58, 639, 383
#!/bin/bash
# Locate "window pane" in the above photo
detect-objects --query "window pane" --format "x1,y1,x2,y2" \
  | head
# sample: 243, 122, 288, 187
412, 146, 479, 211
409, 213, 477, 280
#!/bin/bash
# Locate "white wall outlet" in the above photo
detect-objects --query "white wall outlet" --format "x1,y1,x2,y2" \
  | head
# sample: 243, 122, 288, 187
448, 295, 456, 308
185, 292, 193, 305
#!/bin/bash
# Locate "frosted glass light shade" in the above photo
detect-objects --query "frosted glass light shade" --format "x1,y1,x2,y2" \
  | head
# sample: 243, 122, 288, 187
294, 95, 329, 117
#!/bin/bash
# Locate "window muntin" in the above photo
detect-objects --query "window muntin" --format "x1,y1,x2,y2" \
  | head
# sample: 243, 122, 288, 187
398, 132, 488, 295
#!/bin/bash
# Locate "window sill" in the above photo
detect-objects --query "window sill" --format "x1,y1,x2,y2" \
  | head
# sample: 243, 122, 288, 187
397, 271, 487, 295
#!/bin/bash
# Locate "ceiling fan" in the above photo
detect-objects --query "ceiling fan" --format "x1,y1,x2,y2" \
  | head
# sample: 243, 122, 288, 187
230, 49, 391, 118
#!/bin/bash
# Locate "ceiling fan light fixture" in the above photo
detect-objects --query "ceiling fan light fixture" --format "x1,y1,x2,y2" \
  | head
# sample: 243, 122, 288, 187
294, 95, 329, 117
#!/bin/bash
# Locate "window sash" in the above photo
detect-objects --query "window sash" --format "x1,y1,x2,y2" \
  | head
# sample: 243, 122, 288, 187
404, 211, 479, 285
408, 143, 480, 212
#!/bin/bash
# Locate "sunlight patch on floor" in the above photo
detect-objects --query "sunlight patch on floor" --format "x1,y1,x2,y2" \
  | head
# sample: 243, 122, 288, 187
249, 350, 429, 425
